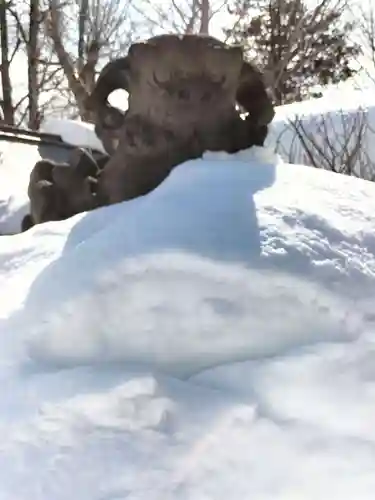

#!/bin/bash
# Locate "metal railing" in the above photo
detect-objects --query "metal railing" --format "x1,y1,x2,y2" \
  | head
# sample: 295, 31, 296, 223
0, 123, 75, 149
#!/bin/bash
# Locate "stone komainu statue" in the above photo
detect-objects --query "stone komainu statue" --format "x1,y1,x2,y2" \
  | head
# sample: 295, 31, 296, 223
86, 34, 275, 205
24, 34, 275, 228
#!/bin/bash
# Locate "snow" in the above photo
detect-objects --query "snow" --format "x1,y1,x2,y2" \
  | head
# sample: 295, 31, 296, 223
266, 89, 375, 175
0, 142, 40, 234
1, 129, 375, 499
40, 117, 107, 154
273, 88, 375, 119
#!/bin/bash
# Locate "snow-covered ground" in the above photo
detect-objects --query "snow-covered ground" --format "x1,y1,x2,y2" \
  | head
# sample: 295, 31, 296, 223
1, 122, 375, 499
0, 141, 41, 234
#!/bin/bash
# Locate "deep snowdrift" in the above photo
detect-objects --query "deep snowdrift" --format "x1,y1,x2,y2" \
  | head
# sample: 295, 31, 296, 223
1, 142, 375, 499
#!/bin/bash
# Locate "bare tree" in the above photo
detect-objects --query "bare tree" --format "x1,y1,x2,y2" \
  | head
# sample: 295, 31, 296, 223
0, 0, 16, 125
226, 0, 359, 105
78, 0, 89, 72
271, 107, 375, 181
200, 0, 210, 33
132, 0, 228, 36
352, 0, 375, 85
28, 0, 41, 129
0, 0, 65, 129
0, 0, 230, 125
40, 0, 139, 121
32, 0, 231, 121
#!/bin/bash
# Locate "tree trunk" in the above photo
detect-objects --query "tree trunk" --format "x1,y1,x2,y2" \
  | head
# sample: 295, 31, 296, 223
199, 0, 210, 34
0, 1, 14, 126
78, 0, 89, 72
46, 1, 92, 120
28, 0, 40, 129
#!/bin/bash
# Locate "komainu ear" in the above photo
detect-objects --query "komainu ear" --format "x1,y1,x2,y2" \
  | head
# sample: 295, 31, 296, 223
237, 61, 275, 127
85, 56, 130, 111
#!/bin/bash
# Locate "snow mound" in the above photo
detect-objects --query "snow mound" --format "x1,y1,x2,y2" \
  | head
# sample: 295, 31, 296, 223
273, 88, 375, 120
2, 145, 374, 376
267, 90, 375, 174
1, 143, 375, 499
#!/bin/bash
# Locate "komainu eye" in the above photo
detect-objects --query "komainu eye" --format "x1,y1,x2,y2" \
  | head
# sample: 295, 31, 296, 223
177, 88, 190, 100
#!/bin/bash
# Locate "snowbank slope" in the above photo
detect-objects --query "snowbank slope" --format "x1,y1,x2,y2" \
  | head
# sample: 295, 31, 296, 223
0, 145, 375, 499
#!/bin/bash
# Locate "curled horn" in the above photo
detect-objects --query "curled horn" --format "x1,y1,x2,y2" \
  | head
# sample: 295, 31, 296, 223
236, 61, 275, 127
85, 56, 130, 111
